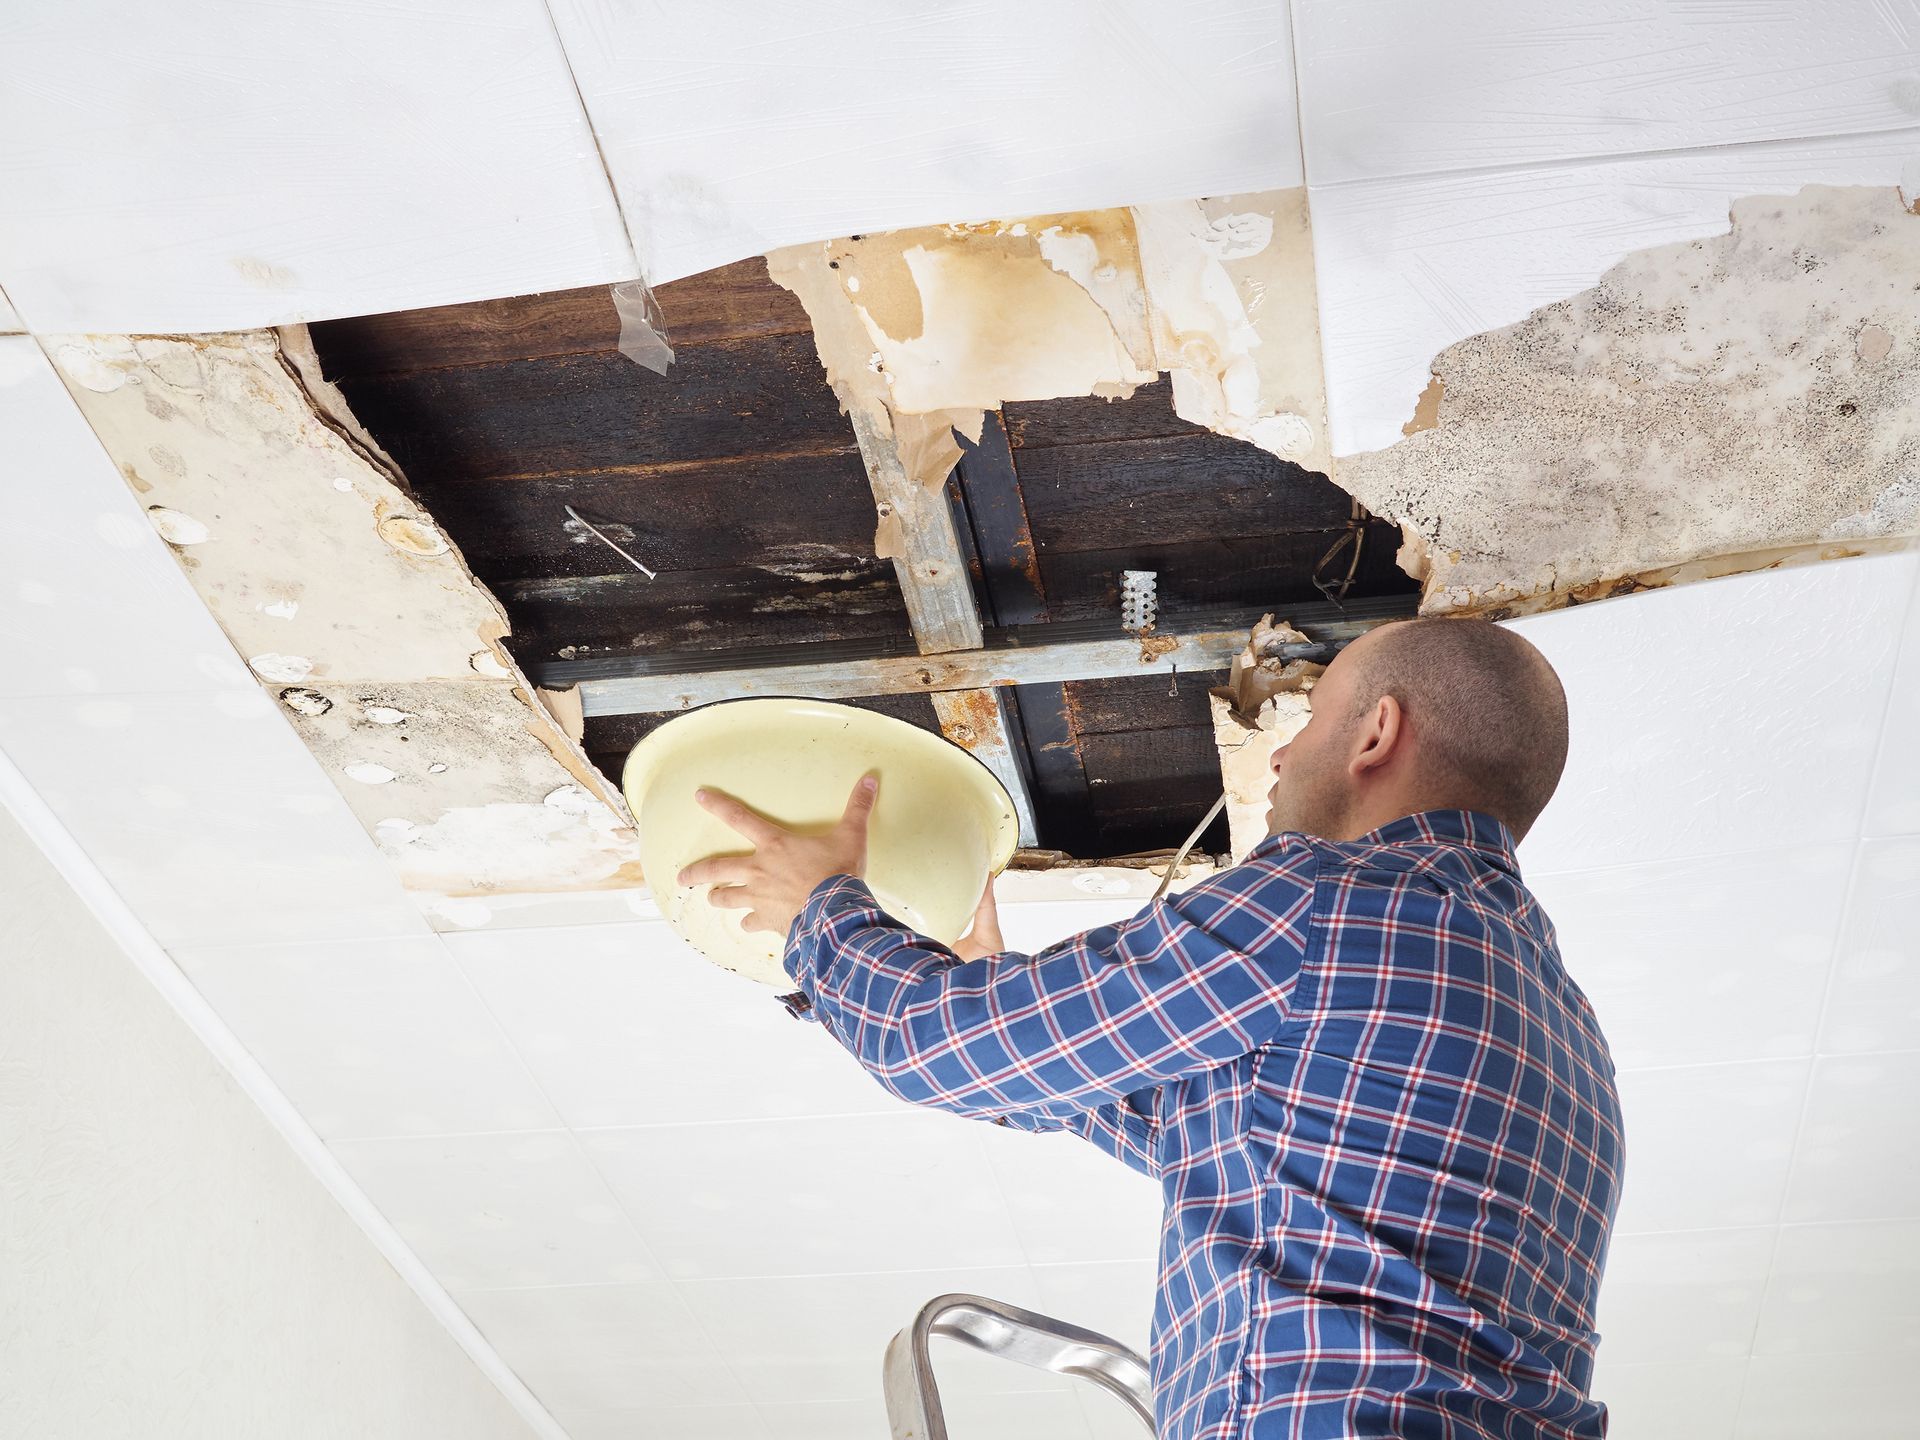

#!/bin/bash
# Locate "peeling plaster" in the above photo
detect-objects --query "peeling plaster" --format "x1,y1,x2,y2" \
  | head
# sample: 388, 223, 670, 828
1334, 185, 1920, 613
768, 188, 1331, 494
47, 329, 642, 898
1208, 616, 1324, 862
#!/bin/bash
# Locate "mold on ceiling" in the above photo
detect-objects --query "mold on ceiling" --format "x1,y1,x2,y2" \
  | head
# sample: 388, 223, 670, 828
1333, 185, 1920, 613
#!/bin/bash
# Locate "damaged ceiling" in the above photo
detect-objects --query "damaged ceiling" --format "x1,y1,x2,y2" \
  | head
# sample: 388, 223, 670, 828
43, 177, 1920, 918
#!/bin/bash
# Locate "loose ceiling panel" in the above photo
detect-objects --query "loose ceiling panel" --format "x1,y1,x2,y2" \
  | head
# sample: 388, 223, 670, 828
1292, 0, 1920, 184
0, 2, 634, 333
547, 0, 1304, 282
1311, 131, 1920, 454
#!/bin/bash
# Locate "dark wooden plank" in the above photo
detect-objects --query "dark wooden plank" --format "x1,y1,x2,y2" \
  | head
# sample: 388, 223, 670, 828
332, 333, 853, 483
1036, 523, 1414, 623
415, 449, 880, 583
955, 414, 1048, 625
308, 259, 812, 378
493, 560, 912, 665
1065, 671, 1230, 737
1018, 433, 1355, 553
583, 692, 942, 778
1002, 380, 1199, 451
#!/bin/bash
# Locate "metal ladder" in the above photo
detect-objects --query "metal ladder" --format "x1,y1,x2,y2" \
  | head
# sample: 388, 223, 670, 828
883, 1293, 1156, 1438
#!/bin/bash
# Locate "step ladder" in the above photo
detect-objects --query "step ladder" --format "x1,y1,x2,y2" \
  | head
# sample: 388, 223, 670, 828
883, 1293, 1156, 1438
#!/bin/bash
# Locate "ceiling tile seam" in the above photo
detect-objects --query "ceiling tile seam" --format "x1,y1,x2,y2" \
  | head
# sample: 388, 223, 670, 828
556, 1112, 776, 1417
453, 1258, 1061, 1292
0, 744, 571, 1440
1299, 120, 1920, 195
1735, 842, 1877, 1409
961, 1120, 1070, 1279
1611, 1054, 1821, 1080
1855, 555, 1920, 841
1728, 1225, 1788, 1415
431, 933, 678, 1284
1519, 836, 1863, 885
560, 1106, 934, 1135
1608, 1220, 1783, 1243
535, 0, 644, 283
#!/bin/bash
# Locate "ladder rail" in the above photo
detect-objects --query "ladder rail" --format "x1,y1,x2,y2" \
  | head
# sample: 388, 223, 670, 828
883, 1292, 1156, 1438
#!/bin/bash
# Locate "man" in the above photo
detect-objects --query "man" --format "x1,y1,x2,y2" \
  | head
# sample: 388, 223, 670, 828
680, 617, 1623, 1439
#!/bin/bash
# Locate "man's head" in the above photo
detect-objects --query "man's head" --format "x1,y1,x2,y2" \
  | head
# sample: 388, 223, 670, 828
1265, 617, 1569, 844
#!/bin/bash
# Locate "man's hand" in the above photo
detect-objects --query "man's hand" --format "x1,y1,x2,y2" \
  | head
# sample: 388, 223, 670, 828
953, 879, 1004, 962
676, 775, 879, 939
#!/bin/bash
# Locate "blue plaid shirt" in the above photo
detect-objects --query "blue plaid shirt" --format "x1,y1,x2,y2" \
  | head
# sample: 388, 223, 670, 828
785, 810, 1622, 1439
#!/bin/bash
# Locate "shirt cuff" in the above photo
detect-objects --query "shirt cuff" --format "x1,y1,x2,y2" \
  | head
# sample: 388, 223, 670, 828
778, 872, 874, 1014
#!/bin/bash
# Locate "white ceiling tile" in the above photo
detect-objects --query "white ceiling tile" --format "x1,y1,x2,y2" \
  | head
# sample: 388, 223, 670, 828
975, 1120, 1163, 1265
678, 1267, 1057, 1407
328, 1131, 657, 1291
1594, 1228, 1775, 1367
1865, 569, 1920, 838
171, 934, 554, 1140
1509, 556, 1916, 875
582, 1111, 1026, 1282
1293, 0, 1920, 186
450, 921, 912, 1128
1310, 133, 1917, 454
547, 0, 1303, 283
0, 3, 634, 333
0, 337, 254, 698
756, 1391, 1095, 1440
1783, 1052, 1920, 1222
552, 1406, 769, 1440
1528, 847, 1852, 1070
1030, 1260, 1158, 1359
0, 286, 21, 332
0, 689, 423, 947
1753, 1219, 1920, 1358
1819, 839, 1920, 1055
1613, 1061, 1807, 1236
457, 1282, 748, 1413
1735, 1350, 1913, 1438
1587, 1357, 1745, 1440
994, 899, 1150, 957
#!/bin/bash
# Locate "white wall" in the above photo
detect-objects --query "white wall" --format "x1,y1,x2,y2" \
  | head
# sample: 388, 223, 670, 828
0, 802, 543, 1440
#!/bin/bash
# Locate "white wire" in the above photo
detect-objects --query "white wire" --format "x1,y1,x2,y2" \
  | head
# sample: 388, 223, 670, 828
1151, 790, 1228, 904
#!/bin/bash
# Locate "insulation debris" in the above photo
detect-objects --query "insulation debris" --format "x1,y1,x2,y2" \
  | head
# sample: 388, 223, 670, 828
1333, 185, 1920, 613
47, 328, 643, 900
1210, 615, 1325, 863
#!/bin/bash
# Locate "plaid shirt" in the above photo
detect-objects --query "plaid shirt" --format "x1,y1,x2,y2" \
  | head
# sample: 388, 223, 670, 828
785, 809, 1622, 1439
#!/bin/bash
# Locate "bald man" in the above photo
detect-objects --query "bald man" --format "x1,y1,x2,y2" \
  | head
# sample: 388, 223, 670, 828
687, 618, 1623, 1440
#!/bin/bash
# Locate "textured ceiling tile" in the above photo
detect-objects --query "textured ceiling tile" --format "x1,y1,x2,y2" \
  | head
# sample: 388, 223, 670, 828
1783, 1052, 1920, 1222
0, 2, 634, 332
0, 336, 254, 698
1511, 554, 1917, 874
1294, 0, 1920, 184
0, 689, 424, 948
1592, 1228, 1775, 1367
549, 0, 1303, 282
1817, 838, 1920, 1055
1528, 846, 1853, 1070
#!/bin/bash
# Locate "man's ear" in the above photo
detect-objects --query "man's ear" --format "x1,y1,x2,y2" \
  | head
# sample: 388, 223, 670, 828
1347, 694, 1404, 778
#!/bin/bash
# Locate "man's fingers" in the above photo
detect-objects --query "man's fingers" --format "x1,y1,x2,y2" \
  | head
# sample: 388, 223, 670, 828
694, 787, 783, 845
968, 879, 1004, 951
677, 855, 754, 888
738, 909, 780, 935
706, 883, 753, 911
840, 772, 880, 826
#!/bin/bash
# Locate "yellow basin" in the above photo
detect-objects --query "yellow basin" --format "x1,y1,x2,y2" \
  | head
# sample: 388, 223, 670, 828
622, 697, 1020, 985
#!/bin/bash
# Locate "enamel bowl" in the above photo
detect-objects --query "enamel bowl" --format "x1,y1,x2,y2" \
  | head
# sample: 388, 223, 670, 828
622, 697, 1020, 985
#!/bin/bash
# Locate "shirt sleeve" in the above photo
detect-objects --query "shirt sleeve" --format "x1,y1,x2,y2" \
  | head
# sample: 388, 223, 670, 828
994, 1090, 1164, 1179
781, 844, 1317, 1125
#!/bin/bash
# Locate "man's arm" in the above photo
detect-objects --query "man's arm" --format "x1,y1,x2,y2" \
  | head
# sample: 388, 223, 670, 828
781, 845, 1318, 1125
993, 1091, 1163, 1179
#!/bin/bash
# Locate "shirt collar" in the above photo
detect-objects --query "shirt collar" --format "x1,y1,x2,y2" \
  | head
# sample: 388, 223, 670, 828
1252, 808, 1521, 876
1359, 809, 1521, 875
